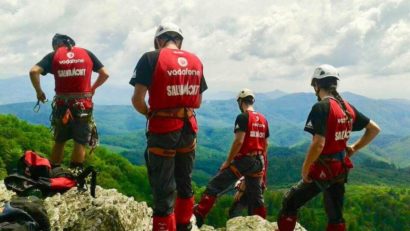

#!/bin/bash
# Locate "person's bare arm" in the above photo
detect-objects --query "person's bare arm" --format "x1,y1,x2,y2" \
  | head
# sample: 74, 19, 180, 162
301, 134, 325, 183
29, 65, 46, 102
220, 132, 246, 170
131, 84, 149, 117
346, 120, 380, 157
91, 67, 109, 94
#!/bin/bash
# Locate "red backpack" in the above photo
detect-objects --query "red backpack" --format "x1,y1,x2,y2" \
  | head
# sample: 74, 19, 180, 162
4, 150, 96, 198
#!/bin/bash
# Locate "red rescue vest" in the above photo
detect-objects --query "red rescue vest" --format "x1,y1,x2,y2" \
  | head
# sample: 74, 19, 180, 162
235, 111, 268, 159
148, 48, 203, 133
52, 47, 94, 109
322, 98, 356, 155
309, 98, 356, 180
149, 48, 202, 110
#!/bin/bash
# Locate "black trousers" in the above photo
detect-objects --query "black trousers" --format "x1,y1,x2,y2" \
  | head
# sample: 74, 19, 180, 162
279, 180, 345, 224
205, 155, 264, 214
145, 128, 196, 216
228, 192, 248, 218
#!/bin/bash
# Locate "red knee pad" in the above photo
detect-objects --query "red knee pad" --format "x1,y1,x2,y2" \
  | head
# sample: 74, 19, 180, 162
326, 223, 346, 231
253, 206, 267, 219
278, 215, 297, 231
175, 197, 194, 225
194, 194, 217, 218
153, 213, 176, 231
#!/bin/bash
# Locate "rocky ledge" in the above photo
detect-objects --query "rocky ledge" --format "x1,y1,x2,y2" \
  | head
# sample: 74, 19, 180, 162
0, 183, 305, 231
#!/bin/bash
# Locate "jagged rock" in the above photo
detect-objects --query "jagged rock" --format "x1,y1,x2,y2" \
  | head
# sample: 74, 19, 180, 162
1, 184, 306, 231
44, 186, 152, 231
0, 183, 16, 217
199, 224, 224, 231
0, 183, 15, 204
225, 215, 306, 231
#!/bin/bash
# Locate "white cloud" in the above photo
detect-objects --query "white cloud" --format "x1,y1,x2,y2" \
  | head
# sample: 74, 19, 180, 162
0, 0, 409, 100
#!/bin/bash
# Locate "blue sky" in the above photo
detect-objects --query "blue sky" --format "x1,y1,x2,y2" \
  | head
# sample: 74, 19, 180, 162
1, 0, 409, 100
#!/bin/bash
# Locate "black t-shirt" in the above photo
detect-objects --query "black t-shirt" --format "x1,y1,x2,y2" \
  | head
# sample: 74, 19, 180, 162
304, 98, 370, 136
128, 50, 208, 93
36, 48, 104, 75
234, 112, 270, 138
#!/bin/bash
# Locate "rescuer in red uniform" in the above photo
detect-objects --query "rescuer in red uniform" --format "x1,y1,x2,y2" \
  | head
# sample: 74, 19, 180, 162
194, 88, 269, 228
277, 64, 380, 231
29, 34, 109, 171
130, 22, 207, 231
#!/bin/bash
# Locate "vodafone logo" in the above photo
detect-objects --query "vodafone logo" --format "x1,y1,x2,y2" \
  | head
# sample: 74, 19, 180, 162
67, 52, 75, 59
177, 57, 188, 67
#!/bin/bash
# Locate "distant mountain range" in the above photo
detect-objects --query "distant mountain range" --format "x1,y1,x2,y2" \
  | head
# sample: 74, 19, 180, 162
1, 91, 410, 168
0, 76, 286, 104
0, 76, 135, 105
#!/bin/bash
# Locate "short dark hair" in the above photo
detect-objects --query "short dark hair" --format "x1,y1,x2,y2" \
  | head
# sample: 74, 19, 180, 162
239, 96, 254, 105
52, 34, 75, 50
157, 32, 183, 42
315, 77, 338, 90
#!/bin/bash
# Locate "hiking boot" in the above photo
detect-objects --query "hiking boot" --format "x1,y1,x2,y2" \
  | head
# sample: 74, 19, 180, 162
194, 210, 204, 228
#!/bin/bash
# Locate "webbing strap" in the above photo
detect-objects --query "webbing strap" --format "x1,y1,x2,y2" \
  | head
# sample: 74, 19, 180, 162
55, 92, 93, 100
175, 140, 196, 153
248, 171, 264, 178
229, 165, 263, 178
150, 108, 194, 119
314, 173, 347, 191
148, 140, 196, 157
319, 151, 344, 160
76, 166, 97, 198
148, 147, 176, 157
229, 165, 242, 178
316, 151, 349, 184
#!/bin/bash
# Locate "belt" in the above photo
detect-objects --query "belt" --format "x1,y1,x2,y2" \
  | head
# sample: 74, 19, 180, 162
55, 92, 93, 100
150, 108, 194, 119
229, 165, 263, 178
238, 151, 263, 157
316, 151, 349, 184
319, 151, 345, 161
148, 140, 197, 157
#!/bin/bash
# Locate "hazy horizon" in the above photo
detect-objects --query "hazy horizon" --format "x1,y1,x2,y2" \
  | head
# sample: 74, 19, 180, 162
1, 0, 409, 100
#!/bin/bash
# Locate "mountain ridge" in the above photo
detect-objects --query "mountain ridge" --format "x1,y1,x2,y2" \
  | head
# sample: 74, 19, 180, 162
1, 91, 410, 167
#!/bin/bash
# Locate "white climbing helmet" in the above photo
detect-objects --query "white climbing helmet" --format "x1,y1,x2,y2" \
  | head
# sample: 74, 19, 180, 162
311, 64, 340, 86
155, 22, 184, 39
237, 88, 255, 101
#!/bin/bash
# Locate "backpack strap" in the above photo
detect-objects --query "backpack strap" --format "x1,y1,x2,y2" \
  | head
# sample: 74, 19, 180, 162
4, 174, 39, 194
0, 202, 38, 227
76, 166, 97, 198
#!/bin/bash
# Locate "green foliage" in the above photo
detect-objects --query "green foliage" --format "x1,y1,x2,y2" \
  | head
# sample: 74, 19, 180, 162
2, 114, 410, 230
203, 186, 410, 230
0, 114, 52, 172
0, 114, 151, 203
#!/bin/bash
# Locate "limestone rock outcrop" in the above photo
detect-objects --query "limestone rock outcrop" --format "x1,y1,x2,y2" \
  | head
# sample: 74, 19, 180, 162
1, 183, 306, 231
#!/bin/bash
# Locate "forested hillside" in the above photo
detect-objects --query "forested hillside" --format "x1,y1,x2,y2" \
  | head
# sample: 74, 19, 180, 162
0, 114, 151, 202
1, 114, 410, 230
2, 91, 410, 167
